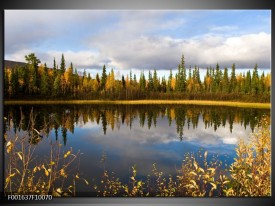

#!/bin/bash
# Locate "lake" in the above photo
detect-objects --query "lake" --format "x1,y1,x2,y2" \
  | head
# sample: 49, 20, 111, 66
4, 104, 270, 196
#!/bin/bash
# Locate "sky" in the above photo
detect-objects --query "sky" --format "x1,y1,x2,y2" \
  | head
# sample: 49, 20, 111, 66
5, 10, 271, 78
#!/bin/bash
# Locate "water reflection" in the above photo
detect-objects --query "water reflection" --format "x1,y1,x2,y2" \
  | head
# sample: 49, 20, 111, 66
4, 104, 270, 193
4, 104, 269, 146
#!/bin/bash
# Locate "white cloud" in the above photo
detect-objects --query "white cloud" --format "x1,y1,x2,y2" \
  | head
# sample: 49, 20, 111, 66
5, 10, 271, 71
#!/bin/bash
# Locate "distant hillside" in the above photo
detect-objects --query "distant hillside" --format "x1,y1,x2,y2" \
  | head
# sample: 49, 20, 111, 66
4, 60, 27, 68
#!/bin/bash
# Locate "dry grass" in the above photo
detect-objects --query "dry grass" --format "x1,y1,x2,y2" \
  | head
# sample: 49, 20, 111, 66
4, 108, 87, 196
94, 116, 271, 197
4, 100, 270, 109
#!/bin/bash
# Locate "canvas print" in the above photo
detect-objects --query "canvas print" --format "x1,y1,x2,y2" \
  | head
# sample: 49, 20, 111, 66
4, 10, 271, 197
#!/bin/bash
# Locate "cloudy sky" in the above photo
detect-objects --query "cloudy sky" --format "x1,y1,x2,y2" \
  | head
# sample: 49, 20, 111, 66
5, 10, 271, 77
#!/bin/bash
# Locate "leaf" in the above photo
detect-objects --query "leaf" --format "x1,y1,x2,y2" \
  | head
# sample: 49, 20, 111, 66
76, 174, 79, 179
190, 180, 197, 186
198, 167, 205, 173
5, 173, 16, 184
33, 128, 40, 135
207, 168, 216, 173
223, 180, 230, 184
50, 161, 55, 165
17, 152, 23, 161
210, 182, 217, 190
14, 168, 21, 175
204, 151, 208, 159
83, 178, 89, 185
64, 151, 71, 158
189, 171, 197, 176
45, 170, 49, 176
193, 161, 198, 170
6, 141, 13, 153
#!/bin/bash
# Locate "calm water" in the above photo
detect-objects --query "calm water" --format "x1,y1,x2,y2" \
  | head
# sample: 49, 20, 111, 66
4, 104, 270, 195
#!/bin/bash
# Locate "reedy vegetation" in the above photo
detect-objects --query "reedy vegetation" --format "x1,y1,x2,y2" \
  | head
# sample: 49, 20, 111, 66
4, 108, 87, 196
4, 53, 270, 102
95, 116, 270, 197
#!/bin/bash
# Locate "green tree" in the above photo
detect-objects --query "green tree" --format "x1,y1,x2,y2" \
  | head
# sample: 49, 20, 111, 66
251, 64, 259, 95
41, 63, 49, 95
139, 72, 146, 93
10, 67, 19, 97
230, 63, 237, 93
245, 70, 251, 94
122, 75, 126, 89
176, 54, 187, 92
53, 57, 57, 76
222, 67, 229, 93
101, 64, 107, 91
25, 53, 41, 94
53, 73, 62, 96
153, 69, 159, 92
60, 53, 66, 74
148, 71, 153, 92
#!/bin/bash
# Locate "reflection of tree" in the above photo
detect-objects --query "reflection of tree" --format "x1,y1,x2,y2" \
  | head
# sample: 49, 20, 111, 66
62, 127, 67, 145
101, 111, 107, 135
4, 105, 270, 145
175, 108, 186, 141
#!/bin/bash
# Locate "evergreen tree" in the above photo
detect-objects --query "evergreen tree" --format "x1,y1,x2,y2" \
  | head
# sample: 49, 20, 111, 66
161, 76, 167, 93
53, 57, 57, 76
101, 64, 107, 91
153, 69, 158, 92
251, 64, 259, 95
148, 71, 153, 92
222, 67, 229, 93
139, 72, 146, 92
176, 55, 187, 92
25, 53, 41, 94
122, 75, 126, 89
230, 63, 236, 93
10, 67, 19, 97
60, 53, 66, 74
41, 63, 49, 95
245, 70, 251, 93
53, 73, 62, 96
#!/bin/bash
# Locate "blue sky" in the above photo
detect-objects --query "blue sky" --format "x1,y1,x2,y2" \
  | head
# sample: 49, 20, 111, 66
5, 10, 271, 78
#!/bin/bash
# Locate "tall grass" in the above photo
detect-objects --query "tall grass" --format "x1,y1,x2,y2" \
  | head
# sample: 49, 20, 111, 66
94, 116, 271, 197
4, 108, 87, 196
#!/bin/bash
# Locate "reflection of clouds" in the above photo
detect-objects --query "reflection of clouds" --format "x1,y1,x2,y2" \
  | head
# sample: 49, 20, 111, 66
78, 115, 251, 147
72, 115, 253, 177
182, 118, 251, 146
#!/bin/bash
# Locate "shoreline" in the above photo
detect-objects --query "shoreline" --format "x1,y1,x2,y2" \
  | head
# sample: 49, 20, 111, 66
4, 100, 271, 109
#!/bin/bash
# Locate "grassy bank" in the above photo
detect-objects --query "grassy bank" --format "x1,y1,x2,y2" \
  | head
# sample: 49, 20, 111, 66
4, 100, 270, 109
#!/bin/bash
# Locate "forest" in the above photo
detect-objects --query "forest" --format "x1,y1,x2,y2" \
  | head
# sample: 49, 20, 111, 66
4, 53, 271, 102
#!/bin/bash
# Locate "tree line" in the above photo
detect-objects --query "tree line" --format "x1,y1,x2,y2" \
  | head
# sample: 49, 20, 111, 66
4, 53, 271, 102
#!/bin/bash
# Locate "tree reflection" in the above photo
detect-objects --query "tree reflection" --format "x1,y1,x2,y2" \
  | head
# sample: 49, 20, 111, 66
4, 104, 270, 145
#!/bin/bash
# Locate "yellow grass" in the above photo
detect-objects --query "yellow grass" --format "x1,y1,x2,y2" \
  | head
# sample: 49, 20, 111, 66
4, 100, 270, 109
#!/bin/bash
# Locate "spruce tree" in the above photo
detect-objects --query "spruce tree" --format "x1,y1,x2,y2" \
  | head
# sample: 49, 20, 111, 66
101, 65, 107, 91
60, 53, 66, 74
25, 53, 41, 94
